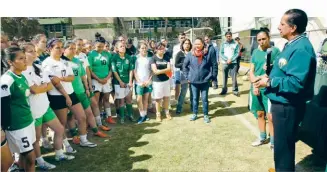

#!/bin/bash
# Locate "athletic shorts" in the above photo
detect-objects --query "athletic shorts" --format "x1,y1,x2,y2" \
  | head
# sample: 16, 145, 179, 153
76, 93, 91, 109
92, 79, 113, 93
249, 88, 270, 118
152, 80, 170, 99
135, 85, 152, 96
35, 107, 56, 127
48, 92, 80, 110
6, 122, 36, 154
114, 85, 132, 99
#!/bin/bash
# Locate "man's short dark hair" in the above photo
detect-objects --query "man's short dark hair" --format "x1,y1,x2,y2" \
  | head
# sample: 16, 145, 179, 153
179, 32, 186, 36
284, 9, 308, 34
235, 37, 240, 41
225, 31, 232, 36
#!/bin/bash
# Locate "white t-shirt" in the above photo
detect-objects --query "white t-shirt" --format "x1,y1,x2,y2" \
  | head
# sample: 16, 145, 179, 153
42, 57, 74, 95
22, 65, 50, 118
134, 55, 152, 86
76, 52, 90, 71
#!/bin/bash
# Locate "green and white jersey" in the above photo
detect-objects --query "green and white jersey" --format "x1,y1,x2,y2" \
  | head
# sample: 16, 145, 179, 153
71, 57, 86, 94
0, 71, 34, 131
88, 50, 111, 79
22, 65, 51, 119
76, 52, 90, 72
112, 54, 134, 84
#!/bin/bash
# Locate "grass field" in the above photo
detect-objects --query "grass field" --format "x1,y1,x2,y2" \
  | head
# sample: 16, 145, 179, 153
40, 73, 326, 172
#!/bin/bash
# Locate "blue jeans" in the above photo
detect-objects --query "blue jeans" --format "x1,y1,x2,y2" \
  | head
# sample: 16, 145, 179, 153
176, 83, 188, 113
190, 82, 209, 115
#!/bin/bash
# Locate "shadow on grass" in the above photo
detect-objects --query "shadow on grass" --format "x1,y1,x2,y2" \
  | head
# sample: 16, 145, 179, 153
296, 153, 326, 172
42, 122, 160, 172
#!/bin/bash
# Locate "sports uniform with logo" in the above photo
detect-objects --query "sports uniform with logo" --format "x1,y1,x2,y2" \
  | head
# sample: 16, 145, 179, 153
88, 50, 113, 93
112, 53, 135, 122
42, 57, 80, 110
0, 71, 35, 154
249, 47, 280, 117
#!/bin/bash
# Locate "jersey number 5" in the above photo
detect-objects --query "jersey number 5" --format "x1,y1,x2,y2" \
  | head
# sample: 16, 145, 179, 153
73, 69, 78, 76
21, 137, 30, 148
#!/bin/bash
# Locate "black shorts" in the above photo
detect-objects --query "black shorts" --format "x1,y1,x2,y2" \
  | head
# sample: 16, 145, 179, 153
48, 92, 80, 110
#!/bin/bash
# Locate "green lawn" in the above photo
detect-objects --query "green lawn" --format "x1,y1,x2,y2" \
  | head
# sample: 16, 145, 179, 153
40, 74, 326, 172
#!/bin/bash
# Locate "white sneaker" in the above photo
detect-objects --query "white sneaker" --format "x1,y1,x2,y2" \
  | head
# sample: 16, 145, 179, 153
42, 140, 53, 149
80, 141, 97, 148
65, 145, 77, 153
112, 113, 118, 118
55, 153, 75, 161
37, 161, 56, 170
251, 138, 269, 147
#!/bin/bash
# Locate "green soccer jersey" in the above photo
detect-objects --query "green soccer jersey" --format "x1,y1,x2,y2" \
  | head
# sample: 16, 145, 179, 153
88, 50, 111, 79
112, 54, 134, 84
71, 57, 86, 94
0, 71, 34, 131
251, 46, 280, 77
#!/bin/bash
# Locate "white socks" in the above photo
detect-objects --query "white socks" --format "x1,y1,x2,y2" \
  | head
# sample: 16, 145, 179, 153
95, 116, 102, 126
36, 157, 45, 164
80, 134, 87, 143
105, 108, 112, 118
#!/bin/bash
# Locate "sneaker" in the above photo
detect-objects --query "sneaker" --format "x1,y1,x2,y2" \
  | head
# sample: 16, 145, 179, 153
42, 140, 53, 149
251, 138, 269, 147
65, 145, 77, 153
80, 141, 97, 148
145, 115, 150, 121
203, 115, 210, 123
190, 114, 197, 121
233, 92, 240, 97
156, 115, 162, 122
219, 91, 227, 95
94, 131, 108, 138
166, 114, 172, 120
55, 153, 75, 161
128, 115, 136, 122
213, 84, 218, 90
37, 161, 56, 170
72, 136, 80, 145
137, 116, 147, 124
106, 116, 116, 124
120, 118, 125, 124
9, 163, 19, 172
99, 125, 111, 131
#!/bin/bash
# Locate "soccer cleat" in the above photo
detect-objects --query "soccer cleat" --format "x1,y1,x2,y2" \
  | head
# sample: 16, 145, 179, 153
94, 131, 108, 138
80, 141, 97, 148
106, 116, 116, 124
251, 138, 269, 147
37, 161, 56, 170
137, 116, 147, 124
128, 115, 136, 122
65, 145, 77, 154
42, 140, 53, 149
99, 125, 111, 131
55, 154, 75, 161
190, 114, 197, 121
72, 136, 80, 145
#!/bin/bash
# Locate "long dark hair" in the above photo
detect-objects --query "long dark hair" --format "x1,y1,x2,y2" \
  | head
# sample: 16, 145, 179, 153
20, 43, 42, 77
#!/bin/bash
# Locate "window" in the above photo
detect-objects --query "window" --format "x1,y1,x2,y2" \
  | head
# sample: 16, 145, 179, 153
55, 24, 62, 32
141, 20, 155, 28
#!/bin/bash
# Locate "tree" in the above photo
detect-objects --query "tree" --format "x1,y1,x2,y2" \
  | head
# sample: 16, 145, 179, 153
194, 17, 221, 37
1, 17, 44, 40
113, 17, 127, 38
